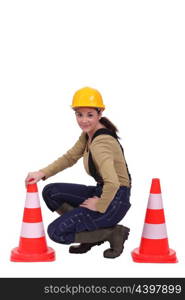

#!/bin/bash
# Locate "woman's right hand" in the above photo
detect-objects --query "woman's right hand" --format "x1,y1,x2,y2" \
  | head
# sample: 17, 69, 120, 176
25, 171, 45, 187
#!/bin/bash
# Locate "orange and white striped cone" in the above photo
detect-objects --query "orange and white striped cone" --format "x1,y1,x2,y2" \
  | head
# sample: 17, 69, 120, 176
10, 182, 55, 262
131, 178, 178, 263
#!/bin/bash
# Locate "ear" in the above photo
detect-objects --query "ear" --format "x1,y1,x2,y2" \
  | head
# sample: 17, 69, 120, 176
98, 109, 103, 119
98, 110, 103, 120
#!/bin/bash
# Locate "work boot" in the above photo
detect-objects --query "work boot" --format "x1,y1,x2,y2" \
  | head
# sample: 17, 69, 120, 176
69, 241, 104, 254
56, 202, 74, 215
103, 225, 130, 258
70, 225, 130, 258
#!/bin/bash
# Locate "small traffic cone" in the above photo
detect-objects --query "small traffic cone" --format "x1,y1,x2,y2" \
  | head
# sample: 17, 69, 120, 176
10, 182, 55, 262
131, 178, 178, 263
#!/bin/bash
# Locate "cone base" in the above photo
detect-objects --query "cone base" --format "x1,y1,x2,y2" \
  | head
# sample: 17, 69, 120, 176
131, 248, 178, 263
10, 246, 55, 262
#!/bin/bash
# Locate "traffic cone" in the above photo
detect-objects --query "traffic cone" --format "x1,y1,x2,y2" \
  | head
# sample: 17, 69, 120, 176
10, 182, 55, 262
131, 178, 178, 263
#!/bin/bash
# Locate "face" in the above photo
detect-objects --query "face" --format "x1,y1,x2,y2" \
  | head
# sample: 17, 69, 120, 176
75, 107, 102, 134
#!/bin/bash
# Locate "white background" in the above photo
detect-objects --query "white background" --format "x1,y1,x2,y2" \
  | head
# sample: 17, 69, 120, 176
0, 0, 184, 278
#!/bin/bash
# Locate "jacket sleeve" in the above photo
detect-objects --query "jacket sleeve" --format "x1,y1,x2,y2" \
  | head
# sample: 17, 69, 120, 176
90, 135, 120, 213
39, 133, 87, 179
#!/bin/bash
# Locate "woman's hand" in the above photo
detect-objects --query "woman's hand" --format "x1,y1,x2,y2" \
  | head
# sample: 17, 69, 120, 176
25, 171, 45, 187
80, 196, 100, 211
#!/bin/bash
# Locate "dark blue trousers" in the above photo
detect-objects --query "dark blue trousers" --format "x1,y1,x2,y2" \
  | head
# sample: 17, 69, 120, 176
42, 183, 131, 244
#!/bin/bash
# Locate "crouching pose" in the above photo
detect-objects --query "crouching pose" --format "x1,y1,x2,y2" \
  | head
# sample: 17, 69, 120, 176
25, 87, 132, 258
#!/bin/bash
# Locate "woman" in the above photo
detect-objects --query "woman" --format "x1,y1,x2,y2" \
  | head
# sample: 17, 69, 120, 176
25, 87, 132, 259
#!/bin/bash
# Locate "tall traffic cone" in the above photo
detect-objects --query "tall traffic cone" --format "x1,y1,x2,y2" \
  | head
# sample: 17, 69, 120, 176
10, 182, 55, 262
131, 178, 178, 263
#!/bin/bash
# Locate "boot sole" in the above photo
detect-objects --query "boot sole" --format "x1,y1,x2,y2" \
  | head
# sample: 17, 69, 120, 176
69, 241, 104, 254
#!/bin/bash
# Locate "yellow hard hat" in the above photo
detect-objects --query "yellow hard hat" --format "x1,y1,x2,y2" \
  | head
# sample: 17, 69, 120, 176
71, 87, 105, 109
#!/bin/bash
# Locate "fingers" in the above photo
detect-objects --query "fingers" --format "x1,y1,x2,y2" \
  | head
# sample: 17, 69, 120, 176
25, 171, 45, 187
27, 178, 36, 184
80, 201, 86, 206
80, 198, 96, 206
25, 172, 37, 187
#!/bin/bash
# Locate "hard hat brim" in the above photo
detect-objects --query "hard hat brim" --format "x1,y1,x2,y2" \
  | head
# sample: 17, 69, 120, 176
71, 105, 105, 110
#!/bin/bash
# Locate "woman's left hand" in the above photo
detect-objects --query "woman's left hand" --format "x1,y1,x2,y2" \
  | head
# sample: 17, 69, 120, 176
80, 196, 100, 211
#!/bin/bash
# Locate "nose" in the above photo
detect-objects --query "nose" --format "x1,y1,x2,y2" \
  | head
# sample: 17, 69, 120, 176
81, 116, 88, 123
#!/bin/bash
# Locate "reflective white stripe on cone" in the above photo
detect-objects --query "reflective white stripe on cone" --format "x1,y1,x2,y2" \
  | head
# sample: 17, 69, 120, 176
21, 222, 45, 238
142, 223, 168, 239
147, 193, 163, 209
25, 192, 40, 208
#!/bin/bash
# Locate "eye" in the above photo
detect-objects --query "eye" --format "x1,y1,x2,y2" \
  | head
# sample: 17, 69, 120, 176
76, 112, 82, 117
88, 114, 93, 117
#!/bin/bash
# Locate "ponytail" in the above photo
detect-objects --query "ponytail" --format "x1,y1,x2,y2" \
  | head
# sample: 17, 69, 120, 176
95, 108, 120, 139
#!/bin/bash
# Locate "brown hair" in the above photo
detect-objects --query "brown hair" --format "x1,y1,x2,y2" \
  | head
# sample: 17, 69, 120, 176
95, 108, 120, 139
